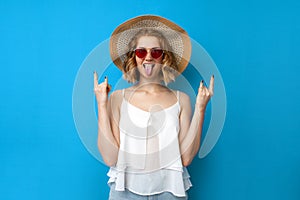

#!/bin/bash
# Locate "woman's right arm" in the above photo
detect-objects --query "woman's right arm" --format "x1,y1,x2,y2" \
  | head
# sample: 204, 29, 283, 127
94, 72, 120, 167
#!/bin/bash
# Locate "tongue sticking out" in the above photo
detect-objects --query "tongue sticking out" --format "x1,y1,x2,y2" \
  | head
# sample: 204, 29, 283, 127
144, 64, 153, 76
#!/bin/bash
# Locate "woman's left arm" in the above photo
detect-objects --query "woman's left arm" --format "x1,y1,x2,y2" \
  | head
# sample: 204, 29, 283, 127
179, 76, 214, 166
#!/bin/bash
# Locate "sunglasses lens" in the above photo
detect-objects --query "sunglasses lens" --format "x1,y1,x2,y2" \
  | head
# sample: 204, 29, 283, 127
151, 49, 163, 59
135, 48, 163, 59
135, 49, 147, 58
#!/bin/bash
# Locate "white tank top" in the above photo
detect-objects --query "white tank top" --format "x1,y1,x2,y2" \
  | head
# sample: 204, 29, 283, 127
107, 89, 192, 197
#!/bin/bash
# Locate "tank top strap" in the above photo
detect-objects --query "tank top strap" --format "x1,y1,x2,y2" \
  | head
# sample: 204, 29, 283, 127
176, 90, 180, 102
122, 89, 125, 97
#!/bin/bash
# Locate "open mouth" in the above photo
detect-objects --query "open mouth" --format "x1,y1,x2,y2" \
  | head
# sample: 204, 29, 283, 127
143, 63, 155, 76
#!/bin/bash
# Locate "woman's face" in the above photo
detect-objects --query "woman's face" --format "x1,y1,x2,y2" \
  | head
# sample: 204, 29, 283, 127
135, 36, 163, 80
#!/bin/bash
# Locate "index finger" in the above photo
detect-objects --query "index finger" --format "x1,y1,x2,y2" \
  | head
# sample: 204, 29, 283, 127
208, 75, 214, 94
94, 71, 99, 88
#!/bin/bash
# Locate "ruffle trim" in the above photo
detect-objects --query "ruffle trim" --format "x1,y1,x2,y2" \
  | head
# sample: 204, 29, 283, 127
107, 167, 192, 197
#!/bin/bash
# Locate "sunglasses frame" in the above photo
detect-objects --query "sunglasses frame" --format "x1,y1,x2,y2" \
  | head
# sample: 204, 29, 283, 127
134, 48, 164, 59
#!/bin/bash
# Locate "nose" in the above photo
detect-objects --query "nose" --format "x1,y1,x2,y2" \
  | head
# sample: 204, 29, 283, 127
145, 49, 153, 60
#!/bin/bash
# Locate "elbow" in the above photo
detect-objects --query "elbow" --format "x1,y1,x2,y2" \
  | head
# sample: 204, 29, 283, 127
182, 157, 193, 167
100, 148, 117, 167
103, 158, 117, 167
181, 147, 199, 167
97, 145, 117, 167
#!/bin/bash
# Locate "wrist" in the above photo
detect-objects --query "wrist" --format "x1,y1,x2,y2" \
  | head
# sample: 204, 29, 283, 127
194, 105, 206, 115
97, 102, 108, 109
195, 103, 206, 112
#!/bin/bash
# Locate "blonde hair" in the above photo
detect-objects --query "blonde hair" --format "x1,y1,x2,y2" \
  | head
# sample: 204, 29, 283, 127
122, 29, 179, 84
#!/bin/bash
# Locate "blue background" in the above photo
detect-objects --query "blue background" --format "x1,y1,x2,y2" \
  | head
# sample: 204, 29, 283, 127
1, 0, 300, 199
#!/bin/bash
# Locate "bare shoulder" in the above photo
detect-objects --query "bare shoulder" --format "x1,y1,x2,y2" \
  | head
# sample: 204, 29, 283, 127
178, 91, 191, 104
177, 91, 192, 113
109, 89, 123, 109
110, 89, 123, 99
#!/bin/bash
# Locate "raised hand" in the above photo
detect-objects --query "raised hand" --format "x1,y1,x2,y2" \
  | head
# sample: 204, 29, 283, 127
196, 75, 214, 111
94, 71, 111, 106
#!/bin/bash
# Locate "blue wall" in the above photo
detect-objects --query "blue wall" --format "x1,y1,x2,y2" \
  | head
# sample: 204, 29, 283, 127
1, 0, 300, 199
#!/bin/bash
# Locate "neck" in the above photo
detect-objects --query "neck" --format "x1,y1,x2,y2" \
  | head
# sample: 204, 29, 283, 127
137, 75, 163, 85
134, 81, 166, 93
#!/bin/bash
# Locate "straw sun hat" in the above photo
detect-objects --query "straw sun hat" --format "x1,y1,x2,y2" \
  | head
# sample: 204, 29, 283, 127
110, 15, 191, 73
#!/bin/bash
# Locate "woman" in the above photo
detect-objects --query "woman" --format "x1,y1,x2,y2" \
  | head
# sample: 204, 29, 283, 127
94, 15, 214, 199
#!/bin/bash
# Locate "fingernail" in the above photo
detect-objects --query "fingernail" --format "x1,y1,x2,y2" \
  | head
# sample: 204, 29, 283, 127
212, 75, 214, 78
105, 76, 107, 79
201, 80, 204, 83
